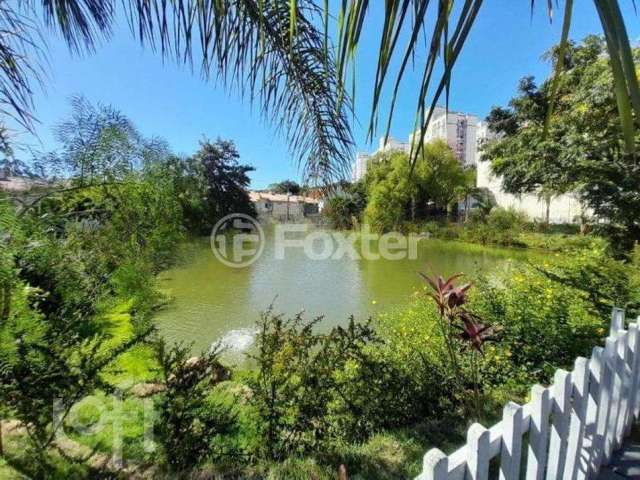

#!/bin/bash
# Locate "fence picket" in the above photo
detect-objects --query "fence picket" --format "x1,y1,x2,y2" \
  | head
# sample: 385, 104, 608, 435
610, 307, 625, 336
526, 385, 551, 480
634, 317, 640, 419
597, 337, 617, 468
616, 329, 633, 445
466, 423, 490, 480
606, 332, 625, 455
582, 347, 604, 480
415, 309, 640, 480
624, 323, 639, 436
564, 357, 590, 480
499, 402, 523, 480
422, 449, 448, 480
546, 369, 572, 480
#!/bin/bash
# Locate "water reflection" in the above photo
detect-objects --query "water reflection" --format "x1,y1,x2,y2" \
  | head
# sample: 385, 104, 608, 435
154, 230, 538, 356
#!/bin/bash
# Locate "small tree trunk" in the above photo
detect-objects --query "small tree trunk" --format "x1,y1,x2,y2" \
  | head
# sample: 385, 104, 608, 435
464, 195, 470, 223
545, 196, 551, 225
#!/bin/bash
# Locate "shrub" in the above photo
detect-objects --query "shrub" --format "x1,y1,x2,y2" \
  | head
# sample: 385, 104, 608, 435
323, 191, 366, 230
249, 309, 426, 461
154, 340, 237, 472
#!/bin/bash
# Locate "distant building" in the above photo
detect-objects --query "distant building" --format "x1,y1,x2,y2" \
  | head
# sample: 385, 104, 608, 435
352, 153, 371, 182
0, 175, 50, 193
411, 106, 478, 166
352, 107, 479, 181
249, 191, 319, 221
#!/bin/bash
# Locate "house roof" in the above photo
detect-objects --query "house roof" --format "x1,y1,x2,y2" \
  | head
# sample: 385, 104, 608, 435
249, 191, 318, 204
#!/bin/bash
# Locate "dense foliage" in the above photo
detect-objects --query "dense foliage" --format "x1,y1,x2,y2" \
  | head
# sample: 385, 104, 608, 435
154, 341, 236, 472
267, 180, 302, 195
322, 181, 367, 229
484, 36, 640, 250
357, 140, 470, 232
0, 100, 257, 477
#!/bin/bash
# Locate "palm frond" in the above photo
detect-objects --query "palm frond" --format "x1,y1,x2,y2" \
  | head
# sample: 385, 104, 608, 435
0, 3, 45, 131
544, 0, 573, 133
124, 0, 353, 184
336, 0, 483, 167
33, 0, 114, 52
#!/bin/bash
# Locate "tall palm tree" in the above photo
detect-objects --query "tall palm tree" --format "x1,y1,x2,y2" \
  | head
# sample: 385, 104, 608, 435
1, 0, 638, 183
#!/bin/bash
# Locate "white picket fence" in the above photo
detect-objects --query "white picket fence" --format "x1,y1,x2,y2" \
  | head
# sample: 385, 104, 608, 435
417, 308, 640, 480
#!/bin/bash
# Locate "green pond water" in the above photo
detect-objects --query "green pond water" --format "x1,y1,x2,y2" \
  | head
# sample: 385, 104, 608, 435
154, 230, 540, 357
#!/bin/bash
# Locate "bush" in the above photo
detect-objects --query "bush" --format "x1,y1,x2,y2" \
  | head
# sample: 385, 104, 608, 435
249, 309, 427, 461
323, 186, 366, 230
154, 340, 237, 472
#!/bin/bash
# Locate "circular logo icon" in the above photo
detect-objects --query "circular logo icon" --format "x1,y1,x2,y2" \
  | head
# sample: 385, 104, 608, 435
210, 213, 265, 268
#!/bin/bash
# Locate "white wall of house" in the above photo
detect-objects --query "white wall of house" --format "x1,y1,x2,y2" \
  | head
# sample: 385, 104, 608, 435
476, 159, 586, 224
251, 192, 318, 221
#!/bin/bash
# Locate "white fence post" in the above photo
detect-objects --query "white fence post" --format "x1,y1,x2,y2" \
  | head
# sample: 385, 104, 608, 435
634, 317, 640, 419
582, 347, 604, 480
608, 331, 626, 453
564, 357, 589, 480
604, 334, 623, 464
500, 402, 523, 480
422, 449, 448, 480
526, 385, 551, 480
610, 307, 625, 336
467, 423, 490, 480
615, 328, 633, 446
625, 323, 639, 436
546, 369, 572, 480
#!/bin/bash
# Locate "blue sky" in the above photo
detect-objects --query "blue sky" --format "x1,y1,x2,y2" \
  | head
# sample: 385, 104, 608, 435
18, 1, 640, 188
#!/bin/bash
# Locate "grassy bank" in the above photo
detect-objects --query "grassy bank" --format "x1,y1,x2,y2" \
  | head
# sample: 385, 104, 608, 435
416, 213, 593, 252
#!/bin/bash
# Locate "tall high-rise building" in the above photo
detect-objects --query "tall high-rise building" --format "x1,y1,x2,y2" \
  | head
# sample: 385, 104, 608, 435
411, 106, 478, 166
352, 107, 479, 181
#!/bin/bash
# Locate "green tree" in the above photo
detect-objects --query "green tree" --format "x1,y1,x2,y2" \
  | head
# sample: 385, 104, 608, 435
268, 180, 302, 195
484, 36, 640, 249
323, 181, 367, 229
190, 139, 256, 233
364, 140, 466, 231
154, 340, 236, 472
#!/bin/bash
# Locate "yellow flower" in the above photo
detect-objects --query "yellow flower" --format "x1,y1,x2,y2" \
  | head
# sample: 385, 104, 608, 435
371, 300, 377, 305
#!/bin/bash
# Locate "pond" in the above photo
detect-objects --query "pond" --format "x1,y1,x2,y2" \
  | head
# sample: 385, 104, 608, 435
154, 228, 540, 357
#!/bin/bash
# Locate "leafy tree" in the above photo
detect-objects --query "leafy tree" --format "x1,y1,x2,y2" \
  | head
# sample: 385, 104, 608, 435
323, 181, 367, 229
364, 140, 466, 231
250, 309, 422, 461
484, 36, 640, 249
165, 138, 256, 234
0, 202, 152, 474
268, 180, 302, 195
31, 96, 169, 185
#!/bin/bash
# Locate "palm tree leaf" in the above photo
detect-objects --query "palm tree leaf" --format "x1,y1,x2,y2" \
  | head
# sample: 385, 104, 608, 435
544, 0, 573, 134
36, 0, 114, 52
594, 0, 637, 154
124, 0, 354, 184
